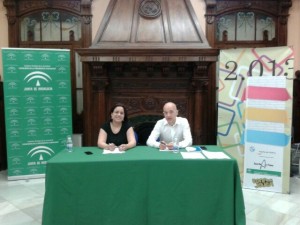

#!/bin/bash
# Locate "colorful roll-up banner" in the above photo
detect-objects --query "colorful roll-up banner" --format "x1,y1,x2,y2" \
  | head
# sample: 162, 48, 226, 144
2, 48, 73, 180
218, 46, 294, 193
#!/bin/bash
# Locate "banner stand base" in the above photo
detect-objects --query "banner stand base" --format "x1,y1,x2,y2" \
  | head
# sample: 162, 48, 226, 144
8, 174, 45, 181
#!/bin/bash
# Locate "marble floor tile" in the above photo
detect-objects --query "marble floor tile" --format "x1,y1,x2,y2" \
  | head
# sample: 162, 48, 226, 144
0, 170, 299, 225
0, 209, 37, 225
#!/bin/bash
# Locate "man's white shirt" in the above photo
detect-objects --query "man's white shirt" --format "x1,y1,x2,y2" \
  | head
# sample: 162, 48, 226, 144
146, 117, 192, 148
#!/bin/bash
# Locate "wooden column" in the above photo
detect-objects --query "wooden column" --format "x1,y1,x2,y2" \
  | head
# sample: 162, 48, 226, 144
80, 0, 93, 47
3, 0, 18, 47
192, 63, 209, 144
91, 63, 109, 146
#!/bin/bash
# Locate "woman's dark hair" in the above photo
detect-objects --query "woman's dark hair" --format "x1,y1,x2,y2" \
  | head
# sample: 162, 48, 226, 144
109, 103, 128, 122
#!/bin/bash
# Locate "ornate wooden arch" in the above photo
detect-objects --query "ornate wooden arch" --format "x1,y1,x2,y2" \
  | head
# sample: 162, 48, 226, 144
3, 0, 93, 134
205, 0, 292, 49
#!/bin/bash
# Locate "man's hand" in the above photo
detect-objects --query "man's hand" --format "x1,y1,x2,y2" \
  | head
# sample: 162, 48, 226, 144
159, 141, 166, 150
166, 142, 174, 150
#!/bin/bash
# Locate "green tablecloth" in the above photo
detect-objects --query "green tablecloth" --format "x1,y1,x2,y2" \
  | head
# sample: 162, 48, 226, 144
42, 146, 245, 225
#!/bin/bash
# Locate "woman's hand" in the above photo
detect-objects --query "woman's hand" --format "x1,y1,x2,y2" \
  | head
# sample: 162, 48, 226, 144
107, 143, 116, 151
119, 144, 127, 151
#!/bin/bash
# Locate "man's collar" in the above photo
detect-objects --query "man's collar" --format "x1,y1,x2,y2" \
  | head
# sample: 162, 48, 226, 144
163, 117, 177, 126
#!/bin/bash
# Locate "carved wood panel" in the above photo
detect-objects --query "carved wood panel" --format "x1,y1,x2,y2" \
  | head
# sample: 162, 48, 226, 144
86, 61, 215, 146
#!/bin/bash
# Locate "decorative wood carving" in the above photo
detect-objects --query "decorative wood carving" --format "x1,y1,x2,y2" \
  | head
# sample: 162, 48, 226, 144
139, 0, 162, 19
79, 58, 218, 146
9, 0, 82, 15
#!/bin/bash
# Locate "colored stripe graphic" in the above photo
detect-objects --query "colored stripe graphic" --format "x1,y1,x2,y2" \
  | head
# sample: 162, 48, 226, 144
245, 108, 288, 124
245, 130, 290, 146
241, 86, 290, 101
246, 168, 281, 177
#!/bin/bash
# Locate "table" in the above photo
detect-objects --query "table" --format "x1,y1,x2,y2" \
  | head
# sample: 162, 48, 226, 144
42, 146, 245, 225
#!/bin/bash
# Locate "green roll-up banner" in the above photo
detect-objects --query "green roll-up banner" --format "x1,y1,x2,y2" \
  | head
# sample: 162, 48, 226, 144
2, 48, 73, 180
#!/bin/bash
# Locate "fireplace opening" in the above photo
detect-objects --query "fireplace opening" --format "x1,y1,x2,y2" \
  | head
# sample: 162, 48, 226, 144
129, 115, 163, 145
134, 122, 155, 146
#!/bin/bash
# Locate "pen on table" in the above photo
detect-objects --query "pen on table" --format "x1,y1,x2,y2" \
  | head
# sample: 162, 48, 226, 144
195, 146, 202, 151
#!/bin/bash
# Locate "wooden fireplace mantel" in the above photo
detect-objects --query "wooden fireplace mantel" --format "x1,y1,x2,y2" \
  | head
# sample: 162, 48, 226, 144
76, 50, 219, 146
77, 48, 219, 62
76, 0, 219, 146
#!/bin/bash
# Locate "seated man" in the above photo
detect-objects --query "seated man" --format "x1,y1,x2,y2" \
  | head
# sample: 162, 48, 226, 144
146, 102, 192, 149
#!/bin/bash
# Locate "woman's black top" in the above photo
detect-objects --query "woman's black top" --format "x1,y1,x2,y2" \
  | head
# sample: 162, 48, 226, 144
101, 121, 132, 146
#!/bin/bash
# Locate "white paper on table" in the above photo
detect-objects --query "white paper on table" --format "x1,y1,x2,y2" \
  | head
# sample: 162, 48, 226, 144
103, 148, 125, 154
180, 152, 206, 159
159, 146, 174, 152
159, 149, 173, 152
201, 150, 230, 159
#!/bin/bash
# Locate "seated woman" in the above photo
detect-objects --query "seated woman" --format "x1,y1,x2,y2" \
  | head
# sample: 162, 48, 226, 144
97, 104, 136, 151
